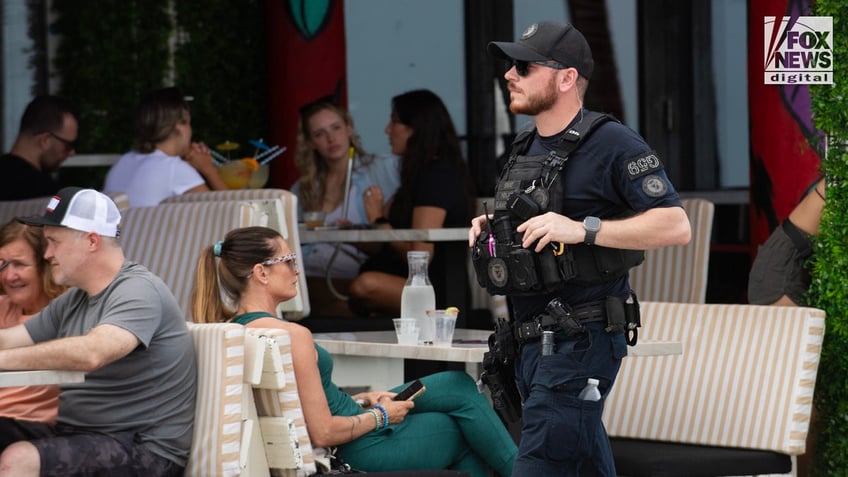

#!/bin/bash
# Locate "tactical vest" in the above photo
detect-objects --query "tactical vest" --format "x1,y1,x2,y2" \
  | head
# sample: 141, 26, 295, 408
472, 111, 644, 296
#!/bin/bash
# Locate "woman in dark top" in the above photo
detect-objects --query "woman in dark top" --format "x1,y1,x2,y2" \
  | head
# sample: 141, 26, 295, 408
349, 89, 475, 316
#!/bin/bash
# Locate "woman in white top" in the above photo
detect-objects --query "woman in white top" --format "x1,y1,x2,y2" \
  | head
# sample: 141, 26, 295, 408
104, 87, 227, 207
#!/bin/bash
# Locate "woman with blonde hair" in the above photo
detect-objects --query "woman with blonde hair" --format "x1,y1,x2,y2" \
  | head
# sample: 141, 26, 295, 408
292, 100, 400, 315
192, 226, 515, 476
0, 219, 66, 423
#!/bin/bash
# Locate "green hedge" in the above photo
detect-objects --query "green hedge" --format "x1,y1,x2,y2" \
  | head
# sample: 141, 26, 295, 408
809, 2, 848, 475
172, 0, 268, 151
52, 0, 171, 154
50, 1, 267, 186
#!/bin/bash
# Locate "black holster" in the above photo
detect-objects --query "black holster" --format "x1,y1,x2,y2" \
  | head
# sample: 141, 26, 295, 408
479, 317, 522, 422
604, 292, 641, 346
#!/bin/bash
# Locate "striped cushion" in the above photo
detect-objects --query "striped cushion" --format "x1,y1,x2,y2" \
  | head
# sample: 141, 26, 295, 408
162, 190, 310, 319
121, 201, 254, 318
248, 328, 317, 477
0, 196, 54, 226
0, 194, 130, 227
163, 189, 291, 203
603, 302, 825, 455
185, 323, 245, 477
629, 199, 715, 303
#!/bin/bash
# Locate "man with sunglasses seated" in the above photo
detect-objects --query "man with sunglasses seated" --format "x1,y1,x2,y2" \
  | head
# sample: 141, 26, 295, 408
0, 95, 79, 200
472, 21, 691, 476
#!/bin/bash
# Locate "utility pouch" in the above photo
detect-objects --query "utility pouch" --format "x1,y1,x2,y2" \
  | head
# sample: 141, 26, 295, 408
479, 317, 522, 422
506, 192, 541, 221
624, 293, 641, 346
557, 248, 577, 282
472, 212, 578, 296
538, 246, 565, 287
604, 296, 626, 334
471, 214, 542, 295
569, 245, 645, 286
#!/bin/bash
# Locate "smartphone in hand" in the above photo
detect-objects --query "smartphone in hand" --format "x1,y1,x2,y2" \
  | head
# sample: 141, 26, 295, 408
393, 379, 426, 401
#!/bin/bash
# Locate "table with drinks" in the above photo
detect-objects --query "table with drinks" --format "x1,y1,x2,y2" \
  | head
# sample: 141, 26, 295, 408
313, 330, 683, 391
302, 223, 682, 390
299, 225, 472, 330
313, 328, 491, 390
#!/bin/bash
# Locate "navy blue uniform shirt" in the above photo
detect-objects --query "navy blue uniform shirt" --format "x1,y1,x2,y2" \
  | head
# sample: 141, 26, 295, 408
512, 111, 682, 320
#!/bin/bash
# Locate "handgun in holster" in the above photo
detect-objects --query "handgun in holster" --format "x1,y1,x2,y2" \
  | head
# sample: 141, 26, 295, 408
479, 317, 522, 422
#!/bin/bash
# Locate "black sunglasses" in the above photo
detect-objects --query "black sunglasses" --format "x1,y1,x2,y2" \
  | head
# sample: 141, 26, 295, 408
48, 131, 77, 151
512, 59, 568, 77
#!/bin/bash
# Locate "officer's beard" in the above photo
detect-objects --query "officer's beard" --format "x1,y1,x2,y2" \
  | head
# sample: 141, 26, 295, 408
508, 75, 558, 116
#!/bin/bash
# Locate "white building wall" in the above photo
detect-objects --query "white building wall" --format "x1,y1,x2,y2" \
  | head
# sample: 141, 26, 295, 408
2, 0, 35, 150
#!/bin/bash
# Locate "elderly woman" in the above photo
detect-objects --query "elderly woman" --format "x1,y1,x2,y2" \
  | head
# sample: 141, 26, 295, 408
191, 226, 515, 476
0, 219, 66, 423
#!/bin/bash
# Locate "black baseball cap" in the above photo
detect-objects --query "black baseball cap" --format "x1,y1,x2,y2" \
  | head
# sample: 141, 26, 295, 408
18, 187, 122, 237
488, 21, 594, 80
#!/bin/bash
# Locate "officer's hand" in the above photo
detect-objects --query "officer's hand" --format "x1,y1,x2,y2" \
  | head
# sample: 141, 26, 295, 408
517, 212, 583, 251
469, 214, 489, 246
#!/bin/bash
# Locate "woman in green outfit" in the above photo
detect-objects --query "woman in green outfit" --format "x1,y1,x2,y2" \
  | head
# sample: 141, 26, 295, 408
191, 226, 516, 476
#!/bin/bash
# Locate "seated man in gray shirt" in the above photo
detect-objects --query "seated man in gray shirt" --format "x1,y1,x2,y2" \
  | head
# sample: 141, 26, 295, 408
0, 187, 197, 477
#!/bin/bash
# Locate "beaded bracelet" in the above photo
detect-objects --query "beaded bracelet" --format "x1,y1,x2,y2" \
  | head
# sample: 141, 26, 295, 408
367, 408, 381, 431
373, 404, 389, 429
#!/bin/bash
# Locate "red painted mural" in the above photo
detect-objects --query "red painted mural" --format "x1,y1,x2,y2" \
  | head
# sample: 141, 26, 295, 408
748, 0, 824, 248
265, 0, 348, 189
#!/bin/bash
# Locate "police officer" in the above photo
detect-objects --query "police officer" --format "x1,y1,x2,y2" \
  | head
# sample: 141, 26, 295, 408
469, 21, 691, 476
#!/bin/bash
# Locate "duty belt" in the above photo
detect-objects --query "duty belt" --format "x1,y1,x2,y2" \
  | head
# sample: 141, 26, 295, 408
514, 300, 607, 343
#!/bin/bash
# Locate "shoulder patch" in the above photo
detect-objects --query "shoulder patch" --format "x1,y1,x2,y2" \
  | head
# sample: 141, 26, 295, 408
641, 174, 668, 197
625, 151, 663, 179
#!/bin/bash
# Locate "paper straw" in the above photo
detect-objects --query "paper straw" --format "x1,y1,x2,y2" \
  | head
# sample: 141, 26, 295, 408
341, 147, 355, 220
210, 150, 228, 164
249, 138, 270, 154
255, 145, 281, 162
257, 146, 286, 166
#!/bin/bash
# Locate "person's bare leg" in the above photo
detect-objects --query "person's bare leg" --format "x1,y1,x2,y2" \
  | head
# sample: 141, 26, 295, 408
305, 276, 357, 318
771, 295, 800, 306
348, 271, 405, 315
0, 441, 40, 477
